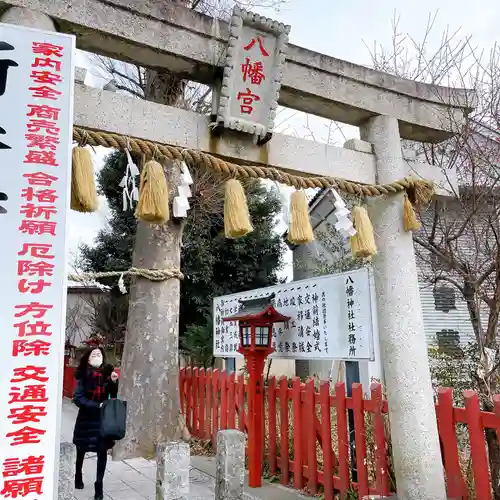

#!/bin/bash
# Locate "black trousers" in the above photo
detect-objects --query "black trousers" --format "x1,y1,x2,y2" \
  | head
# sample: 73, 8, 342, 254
76, 449, 107, 484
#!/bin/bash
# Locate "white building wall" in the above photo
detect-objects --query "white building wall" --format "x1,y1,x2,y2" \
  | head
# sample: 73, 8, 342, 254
415, 197, 489, 347
419, 286, 475, 345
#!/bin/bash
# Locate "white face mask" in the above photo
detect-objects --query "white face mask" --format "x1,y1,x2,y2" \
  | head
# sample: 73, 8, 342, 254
89, 349, 103, 368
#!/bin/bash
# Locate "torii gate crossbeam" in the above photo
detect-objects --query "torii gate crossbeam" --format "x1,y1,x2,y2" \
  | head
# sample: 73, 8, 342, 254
0, 0, 474, 142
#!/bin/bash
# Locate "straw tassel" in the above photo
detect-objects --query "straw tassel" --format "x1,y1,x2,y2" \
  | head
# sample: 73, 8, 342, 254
70, 147, 98, 213
224, 179, 253, 238
350, 206, 377, 259
287, 190, 314, 245
403, 194, 421, 232
407, 179, 435, 207
135, 159, 169, 224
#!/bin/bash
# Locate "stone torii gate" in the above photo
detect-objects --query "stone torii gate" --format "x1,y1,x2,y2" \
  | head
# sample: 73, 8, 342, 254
0, 1, 474, 499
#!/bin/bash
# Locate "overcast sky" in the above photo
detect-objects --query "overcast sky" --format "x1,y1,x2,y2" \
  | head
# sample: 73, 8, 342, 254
68, 0, 500, 277
258, 0, 498, 62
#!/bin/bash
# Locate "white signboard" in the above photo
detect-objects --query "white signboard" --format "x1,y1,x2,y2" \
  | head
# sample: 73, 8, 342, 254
213, 268, 377, 361
0, 23, 74, 500
216, 6, 290, 141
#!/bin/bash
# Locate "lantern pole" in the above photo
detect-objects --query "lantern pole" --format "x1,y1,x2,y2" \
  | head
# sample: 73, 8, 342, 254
243, 347, 270, 487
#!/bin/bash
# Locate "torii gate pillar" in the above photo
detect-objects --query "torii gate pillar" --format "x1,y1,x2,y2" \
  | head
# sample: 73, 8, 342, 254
362, 115, 447, 499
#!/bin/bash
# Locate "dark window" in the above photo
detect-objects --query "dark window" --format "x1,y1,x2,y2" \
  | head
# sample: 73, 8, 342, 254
295, 360, 310, 378
433, 286, 456, 313
436, 329, 462, 356
241, 326, 251, 347
255, 326, 270, 346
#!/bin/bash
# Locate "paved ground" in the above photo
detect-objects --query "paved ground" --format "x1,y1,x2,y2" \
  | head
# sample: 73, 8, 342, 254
61, 399, 306, 500
62, 399, 217, 500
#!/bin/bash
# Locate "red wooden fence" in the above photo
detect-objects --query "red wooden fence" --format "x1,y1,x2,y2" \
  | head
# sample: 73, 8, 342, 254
180, 367, 500, 499
63, 365, 78, 398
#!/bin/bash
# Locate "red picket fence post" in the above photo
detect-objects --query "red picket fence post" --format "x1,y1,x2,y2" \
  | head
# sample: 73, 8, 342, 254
185, 367, 192, 431
304, 379, 318, 494
279, 376, 290, 486
205, 368, 213, 440
319, 381, 334, 499
494, 395, 500, 445
220, 370, 228, 430
335, 382, 349, 495
436, 388, 468, 499
292, 377, 304, 489
267, 376, 277, 476
370, 383, 390, 496
179, 368, 186, 415
198, 368, 206, 437
237, 373, 246, 432
301, 385, 308, 472
352, 383, 369, 498
228, 372, 236, 429
192, 367, 199, 435
211, 369, 220, 448
465, 390, 492, 500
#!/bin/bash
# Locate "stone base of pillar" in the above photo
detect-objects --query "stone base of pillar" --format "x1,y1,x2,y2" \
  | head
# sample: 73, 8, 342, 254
156, 441, 190, 500
215, 430, 245, 499
58, 442, 76, 500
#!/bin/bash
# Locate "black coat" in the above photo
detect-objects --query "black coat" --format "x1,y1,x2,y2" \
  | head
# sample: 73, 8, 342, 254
72, 364, 119, 453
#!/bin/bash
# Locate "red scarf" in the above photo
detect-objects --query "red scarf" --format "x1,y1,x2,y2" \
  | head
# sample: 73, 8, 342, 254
87, 368, 105, 402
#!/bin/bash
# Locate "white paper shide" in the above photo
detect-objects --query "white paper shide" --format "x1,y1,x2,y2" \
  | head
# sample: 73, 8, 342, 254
0, 23, 74, 500
173, 161, 193, 218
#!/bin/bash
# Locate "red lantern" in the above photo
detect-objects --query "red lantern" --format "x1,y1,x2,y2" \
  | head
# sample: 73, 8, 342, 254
84, 334, 104, 348
223, 293, 290, 488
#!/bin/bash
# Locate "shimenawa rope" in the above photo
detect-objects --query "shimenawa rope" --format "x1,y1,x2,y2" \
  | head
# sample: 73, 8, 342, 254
68, 267, 184, 284
72, 127, 434, 200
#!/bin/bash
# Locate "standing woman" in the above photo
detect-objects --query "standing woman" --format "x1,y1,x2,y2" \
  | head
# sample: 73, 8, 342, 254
72, 347, 119, 500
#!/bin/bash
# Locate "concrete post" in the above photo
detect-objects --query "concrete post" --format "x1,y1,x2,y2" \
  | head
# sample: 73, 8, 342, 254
156, 441, 190, 500
58, 442, 76, 500
215, 430, 245, 500
360, 115, 446, 500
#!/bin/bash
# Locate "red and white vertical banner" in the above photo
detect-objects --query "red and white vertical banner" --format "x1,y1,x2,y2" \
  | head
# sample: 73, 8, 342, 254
0, 23, 75, 500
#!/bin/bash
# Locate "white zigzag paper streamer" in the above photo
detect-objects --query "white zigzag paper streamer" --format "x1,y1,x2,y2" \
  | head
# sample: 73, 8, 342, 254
330, 188, 356, 238
121, 149, 140, 212
174, 161, 193, 219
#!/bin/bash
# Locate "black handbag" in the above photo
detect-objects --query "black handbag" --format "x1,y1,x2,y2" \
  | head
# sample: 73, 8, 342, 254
100, 397, 127, 441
